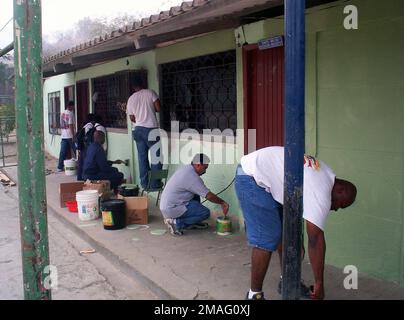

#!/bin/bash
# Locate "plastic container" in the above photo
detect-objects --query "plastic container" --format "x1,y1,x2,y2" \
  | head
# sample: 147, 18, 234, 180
118, 184, 139, 197
216, 216, 232, 235
101, 199, 126, 230
64, 159, 77, 176
76, 190, 99, 221
65, 200, 78, 213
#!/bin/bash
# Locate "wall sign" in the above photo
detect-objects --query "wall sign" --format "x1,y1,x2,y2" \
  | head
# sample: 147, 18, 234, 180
258, 36, 284, 50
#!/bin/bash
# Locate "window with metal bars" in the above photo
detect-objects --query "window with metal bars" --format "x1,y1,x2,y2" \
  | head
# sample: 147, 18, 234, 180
48, 91, 61, 135
64, 85, 75, 108
160, 50, 237, 134
92, 70, 147, 129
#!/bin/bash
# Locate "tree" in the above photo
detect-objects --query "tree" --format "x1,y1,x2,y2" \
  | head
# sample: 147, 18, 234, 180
42, 14, 141, 58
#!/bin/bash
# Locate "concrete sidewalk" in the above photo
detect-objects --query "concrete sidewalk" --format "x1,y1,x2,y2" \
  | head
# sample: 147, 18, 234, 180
23, 170, 404, 300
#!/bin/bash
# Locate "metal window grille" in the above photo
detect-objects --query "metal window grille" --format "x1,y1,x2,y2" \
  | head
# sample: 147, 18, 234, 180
160, 50, 237, 134
92, 70, 147, 128
64, 85, 74, 107
48, 91, 60, 135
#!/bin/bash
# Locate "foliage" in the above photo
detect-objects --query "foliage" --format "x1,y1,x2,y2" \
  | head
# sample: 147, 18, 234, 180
42, 14, 141, 58
0, 104, 16, 141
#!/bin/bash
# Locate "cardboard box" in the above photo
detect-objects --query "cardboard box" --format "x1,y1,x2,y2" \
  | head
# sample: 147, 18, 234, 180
118, 195, 149, 225
83, 180, 112, 200
59, 181, 84, 208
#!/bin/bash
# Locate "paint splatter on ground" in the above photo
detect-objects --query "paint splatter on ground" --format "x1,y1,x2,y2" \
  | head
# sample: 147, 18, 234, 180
126, 224, 149, 230
150, 229, 167, 236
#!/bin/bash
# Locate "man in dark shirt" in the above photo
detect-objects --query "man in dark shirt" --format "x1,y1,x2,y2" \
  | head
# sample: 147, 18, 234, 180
83, 130, 124, 190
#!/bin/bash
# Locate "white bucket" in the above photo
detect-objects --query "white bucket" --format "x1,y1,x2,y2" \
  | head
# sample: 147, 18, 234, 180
64, 159, 77, 176
76, 190, 99, 221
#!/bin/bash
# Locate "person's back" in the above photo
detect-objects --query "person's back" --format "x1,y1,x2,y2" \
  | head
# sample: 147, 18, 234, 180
240, 146, 335, 229
160, 165, 209, 219
83, 130, 123, 190
127, 89, 159, 128
83, 142, 108, 176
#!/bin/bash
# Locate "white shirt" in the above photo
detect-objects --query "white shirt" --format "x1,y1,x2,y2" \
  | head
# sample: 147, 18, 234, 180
240, 146, 336, 231
60, 109, 74, 139
126, 89, 159, 128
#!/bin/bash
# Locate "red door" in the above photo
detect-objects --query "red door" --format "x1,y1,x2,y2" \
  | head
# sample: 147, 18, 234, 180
243, 44, 284, 153
76, 80, 89, 129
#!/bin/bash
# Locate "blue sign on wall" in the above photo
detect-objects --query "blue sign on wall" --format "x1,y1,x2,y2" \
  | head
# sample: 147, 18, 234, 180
258, 36, 284, 50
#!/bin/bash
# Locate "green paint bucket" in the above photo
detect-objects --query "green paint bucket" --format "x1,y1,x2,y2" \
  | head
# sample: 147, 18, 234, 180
216, 216, 232, 236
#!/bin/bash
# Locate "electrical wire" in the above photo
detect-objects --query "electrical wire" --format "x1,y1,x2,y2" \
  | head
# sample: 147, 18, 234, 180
202, 176, 235, 204
0, 17, 12, 34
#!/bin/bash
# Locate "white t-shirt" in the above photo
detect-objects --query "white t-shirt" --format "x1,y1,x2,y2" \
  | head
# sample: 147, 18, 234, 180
126, 89, 159, 128
240, 146, 336, 231
60, 109, 75, 139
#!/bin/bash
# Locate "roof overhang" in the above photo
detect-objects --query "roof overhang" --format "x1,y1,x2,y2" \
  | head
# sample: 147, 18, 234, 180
43, 0, 335, 77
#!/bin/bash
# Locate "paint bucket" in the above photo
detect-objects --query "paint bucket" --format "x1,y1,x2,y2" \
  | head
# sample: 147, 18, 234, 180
76, 190, 99, 221
216, 216, 232, 235
64, 159, 76, 176
118, 184, 139, 197
101, 199, 126, 230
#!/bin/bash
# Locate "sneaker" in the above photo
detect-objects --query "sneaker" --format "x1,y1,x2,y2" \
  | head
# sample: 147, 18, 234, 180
185, 222, 209, 230
245, 291, 265, 300
164, 218, 183, 236
277, 278, 311, 298
57, 168, 64, 172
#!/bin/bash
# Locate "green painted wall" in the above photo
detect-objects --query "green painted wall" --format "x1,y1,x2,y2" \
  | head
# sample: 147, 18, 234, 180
42, 0, 404, 285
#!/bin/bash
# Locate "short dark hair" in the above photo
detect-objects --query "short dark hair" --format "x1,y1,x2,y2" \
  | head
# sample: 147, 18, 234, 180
133, 74, 144, 88
86, 113, 96, 123
67, 100, 74, 107
191, 153, 210, 165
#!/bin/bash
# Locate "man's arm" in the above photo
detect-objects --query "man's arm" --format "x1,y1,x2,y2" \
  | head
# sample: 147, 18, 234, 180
205, 192, 229, 216
95, 145, 113, 173
153, 99, 161, 113
69, 124, 75, 138
306, 220, 326, 300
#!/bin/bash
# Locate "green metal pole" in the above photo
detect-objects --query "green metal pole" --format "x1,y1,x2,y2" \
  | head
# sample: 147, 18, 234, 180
14, 0, 51, 300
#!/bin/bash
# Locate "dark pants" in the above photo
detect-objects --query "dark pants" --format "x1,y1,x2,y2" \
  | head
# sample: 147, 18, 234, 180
58, 138, 75, 170
133, 126, 163, 188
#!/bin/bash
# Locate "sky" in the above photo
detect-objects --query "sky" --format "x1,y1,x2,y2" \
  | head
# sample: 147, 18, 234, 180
0, 0, 184, 49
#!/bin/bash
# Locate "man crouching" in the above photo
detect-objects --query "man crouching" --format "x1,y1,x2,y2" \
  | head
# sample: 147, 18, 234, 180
160, 153, 229, 236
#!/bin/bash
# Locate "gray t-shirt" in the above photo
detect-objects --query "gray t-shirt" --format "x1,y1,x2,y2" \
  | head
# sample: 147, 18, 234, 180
160, 165, 210, 219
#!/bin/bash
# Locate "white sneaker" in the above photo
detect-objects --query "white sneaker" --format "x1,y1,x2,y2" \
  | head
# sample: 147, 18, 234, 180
164, 218, 183, 236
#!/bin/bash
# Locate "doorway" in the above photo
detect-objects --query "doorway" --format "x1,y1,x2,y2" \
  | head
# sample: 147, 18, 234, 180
243, 44, 284, 153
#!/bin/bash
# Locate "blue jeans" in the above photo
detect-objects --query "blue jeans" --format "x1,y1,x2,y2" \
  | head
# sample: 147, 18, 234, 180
176, 199, 210, 230
133, 126, 163, 188
235, 165, 283, 252
58, 138, 75, 170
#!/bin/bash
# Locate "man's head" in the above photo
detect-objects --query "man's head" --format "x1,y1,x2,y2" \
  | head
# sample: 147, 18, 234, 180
132, 75, 144, 91
331, 178, 357, 211
67, 100, 74, 111
191, 153, 210, 176
86, 113, 96, 124
93, 130, 105, 145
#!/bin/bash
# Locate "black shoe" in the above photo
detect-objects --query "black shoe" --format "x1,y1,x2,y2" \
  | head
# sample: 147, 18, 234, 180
185, 222, 209, 230
277, 278, 311, 298
245, 291, 265, 300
